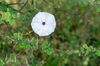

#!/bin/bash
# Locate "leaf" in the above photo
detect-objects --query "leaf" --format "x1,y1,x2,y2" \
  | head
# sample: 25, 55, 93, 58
42, 40, 54, 55
16, 40, 30, 51
46, 57, 59, 66
83, 43, 89, 49
0, 58, 4, 66
31, 37, 38, 50
0, 8, 17, 26
95, 50, 100, 56
14, 33, 23, 40
6, 53, 16, 64
96, 6, 100, 12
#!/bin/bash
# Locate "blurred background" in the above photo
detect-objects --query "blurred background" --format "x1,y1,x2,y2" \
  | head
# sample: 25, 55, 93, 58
0, 0, 100, 66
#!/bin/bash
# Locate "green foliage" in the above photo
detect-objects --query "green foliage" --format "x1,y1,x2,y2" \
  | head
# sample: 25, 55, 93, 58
45, 57, 59, 66
1, 11, 16, 26
42, 40, 54, 55
6, 53, 16, 64
14, 33, 23, 40
0, 0, 100, 66
96, 50, 100, 56
13, 33, 38, 51
80, 43, 100, 56
0, 2, 17, 26
0, 58, 4, 66
31, 37, 38, 50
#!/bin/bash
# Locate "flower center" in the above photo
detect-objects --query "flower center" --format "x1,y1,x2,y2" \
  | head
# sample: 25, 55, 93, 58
42, 22, 46, 25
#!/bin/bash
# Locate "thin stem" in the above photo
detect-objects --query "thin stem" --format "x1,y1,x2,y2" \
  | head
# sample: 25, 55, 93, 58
19, 0, 28, 11
8, 3, 23, 5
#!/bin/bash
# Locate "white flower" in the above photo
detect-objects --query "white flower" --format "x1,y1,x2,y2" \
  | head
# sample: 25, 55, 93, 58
31, 12, 56, 36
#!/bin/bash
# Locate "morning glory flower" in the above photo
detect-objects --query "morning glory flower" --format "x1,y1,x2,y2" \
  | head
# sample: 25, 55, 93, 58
31, 12, 56, 36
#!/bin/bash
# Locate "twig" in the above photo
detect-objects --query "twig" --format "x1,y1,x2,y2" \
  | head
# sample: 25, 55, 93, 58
8, 3, 23, 5
0, 2, 23, 13
0, 35, 18, 43
19, 0, 28, 12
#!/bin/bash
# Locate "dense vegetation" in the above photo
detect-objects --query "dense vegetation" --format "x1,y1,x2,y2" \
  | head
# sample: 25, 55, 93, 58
0, 0, 100, 66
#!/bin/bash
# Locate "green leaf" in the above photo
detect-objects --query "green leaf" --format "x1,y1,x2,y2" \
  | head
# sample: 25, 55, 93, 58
16, 39, 30, 51
42, 41, 54, 55
0, 9, 17, 26
95, 50, 100, 56
83, 43, 89, 49
31, 37, 38, 50
0, 58, 4, 66
46, 57, 59, 66
96, 6, 100, 12
14, 33, 23, 40
6, 53, 16, 64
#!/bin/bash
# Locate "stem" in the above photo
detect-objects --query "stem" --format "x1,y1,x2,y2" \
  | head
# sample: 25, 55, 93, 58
19, 0, 28, 12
